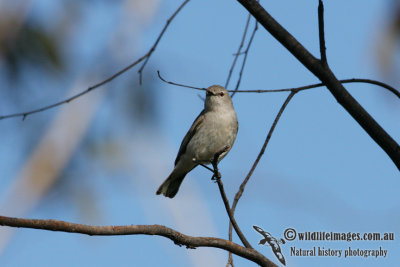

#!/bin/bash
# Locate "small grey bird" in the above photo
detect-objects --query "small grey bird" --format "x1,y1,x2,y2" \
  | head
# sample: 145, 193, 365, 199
156, 85, 238, 198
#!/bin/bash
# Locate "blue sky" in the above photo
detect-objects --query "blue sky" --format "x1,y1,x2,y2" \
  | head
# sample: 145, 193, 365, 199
0, 0, 399, 266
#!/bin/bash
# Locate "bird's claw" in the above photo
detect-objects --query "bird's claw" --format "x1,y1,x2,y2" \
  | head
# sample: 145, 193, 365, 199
211, 172, 221, 181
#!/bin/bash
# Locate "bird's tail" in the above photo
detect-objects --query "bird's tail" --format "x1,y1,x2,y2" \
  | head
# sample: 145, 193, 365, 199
156, 169, 187, 198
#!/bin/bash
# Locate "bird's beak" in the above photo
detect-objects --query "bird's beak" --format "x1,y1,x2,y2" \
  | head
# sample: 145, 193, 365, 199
206, 90, 214, 97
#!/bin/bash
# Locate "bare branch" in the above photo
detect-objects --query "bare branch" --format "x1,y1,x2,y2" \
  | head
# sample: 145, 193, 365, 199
318, 0, 327, 64
232, 91, 297, 210
243, 78, 400, 97
216, 178, 252, 249
200, 149, 252, 249
157, 71, 206, 91
138, 0, 191, 84
339, 78, 400, 98
225, 13, 252, 89
158, 71, 400, 97
231, 20, 258, 98
236, 0, 400, 170
0, 54, 147, 121
0, 215, 277, 267
3, 67, 397, 122
0, 0, 191, 121
229, 91, 297, 251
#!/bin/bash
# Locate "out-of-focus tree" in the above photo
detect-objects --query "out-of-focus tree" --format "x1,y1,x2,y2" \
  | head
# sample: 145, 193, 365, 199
376, 0, 400, 85
0, 0, 160, 254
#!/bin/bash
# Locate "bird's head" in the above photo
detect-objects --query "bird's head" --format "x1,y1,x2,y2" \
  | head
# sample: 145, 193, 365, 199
204, 85, 232, 111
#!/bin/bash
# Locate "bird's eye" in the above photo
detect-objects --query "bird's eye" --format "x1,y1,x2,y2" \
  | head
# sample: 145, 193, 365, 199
219, 92, 225, 96
206, 91, 212, 96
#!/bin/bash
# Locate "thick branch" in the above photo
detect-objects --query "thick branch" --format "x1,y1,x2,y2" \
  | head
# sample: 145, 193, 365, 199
0, 215, 277, 267
236, 0, 400, 170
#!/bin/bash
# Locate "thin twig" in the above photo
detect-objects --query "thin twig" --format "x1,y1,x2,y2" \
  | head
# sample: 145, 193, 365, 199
0, 54, 147, 121
245, 78, 400, 97
232, 91, 297, 211
231, 20, 258, 98
158, 71, 400, 98
157, 71, 206, 91
138, 0, 191, 84
0, 0, 191, 121
318, 0, 327, 64
0, 215, 277, 267
340, 78, 400, 98
228, 91, 297, 249
225, 13, 252, 89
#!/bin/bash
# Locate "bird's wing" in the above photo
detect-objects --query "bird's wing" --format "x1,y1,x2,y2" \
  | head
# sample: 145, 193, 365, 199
174, 110, 205, 166
253, 226, 272, 239
258, 239, 267, 245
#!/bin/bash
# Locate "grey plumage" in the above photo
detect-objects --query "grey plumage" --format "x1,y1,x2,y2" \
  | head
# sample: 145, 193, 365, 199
156, 85, 238, 198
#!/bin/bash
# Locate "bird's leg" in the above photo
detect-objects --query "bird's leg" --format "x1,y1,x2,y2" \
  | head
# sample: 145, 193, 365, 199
199, 163, 213, 173
211, 161, 220, 181
211, 145, 230, 181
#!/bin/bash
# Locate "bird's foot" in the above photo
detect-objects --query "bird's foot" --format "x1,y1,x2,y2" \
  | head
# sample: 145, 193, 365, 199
211, 172, 221, 181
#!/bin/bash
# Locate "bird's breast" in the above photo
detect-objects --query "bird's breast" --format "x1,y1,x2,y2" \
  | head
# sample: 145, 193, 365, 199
186, 110, 238, 163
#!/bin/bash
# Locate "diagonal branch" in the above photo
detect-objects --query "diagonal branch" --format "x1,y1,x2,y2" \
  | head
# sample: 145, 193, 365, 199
231, 91, 297, 212
225, 13, 252, 89
0, 215, 277, 267
138, 0, 191, 84
228, 91, 297, 253
231, 20, 258, 98
216, 178, 252, 249
0, 54, 147, 121
236, 0, 400, 171
0, 0, 191, 121
199, 149, 252, 249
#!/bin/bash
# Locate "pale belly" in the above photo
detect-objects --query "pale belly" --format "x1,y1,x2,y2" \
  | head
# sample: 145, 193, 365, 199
186, 112, 237, 163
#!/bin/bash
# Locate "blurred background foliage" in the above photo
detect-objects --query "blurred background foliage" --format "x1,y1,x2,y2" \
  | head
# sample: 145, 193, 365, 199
377, 0, 400, 86
0, 17, 62, 81
0, 0, 160, 245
